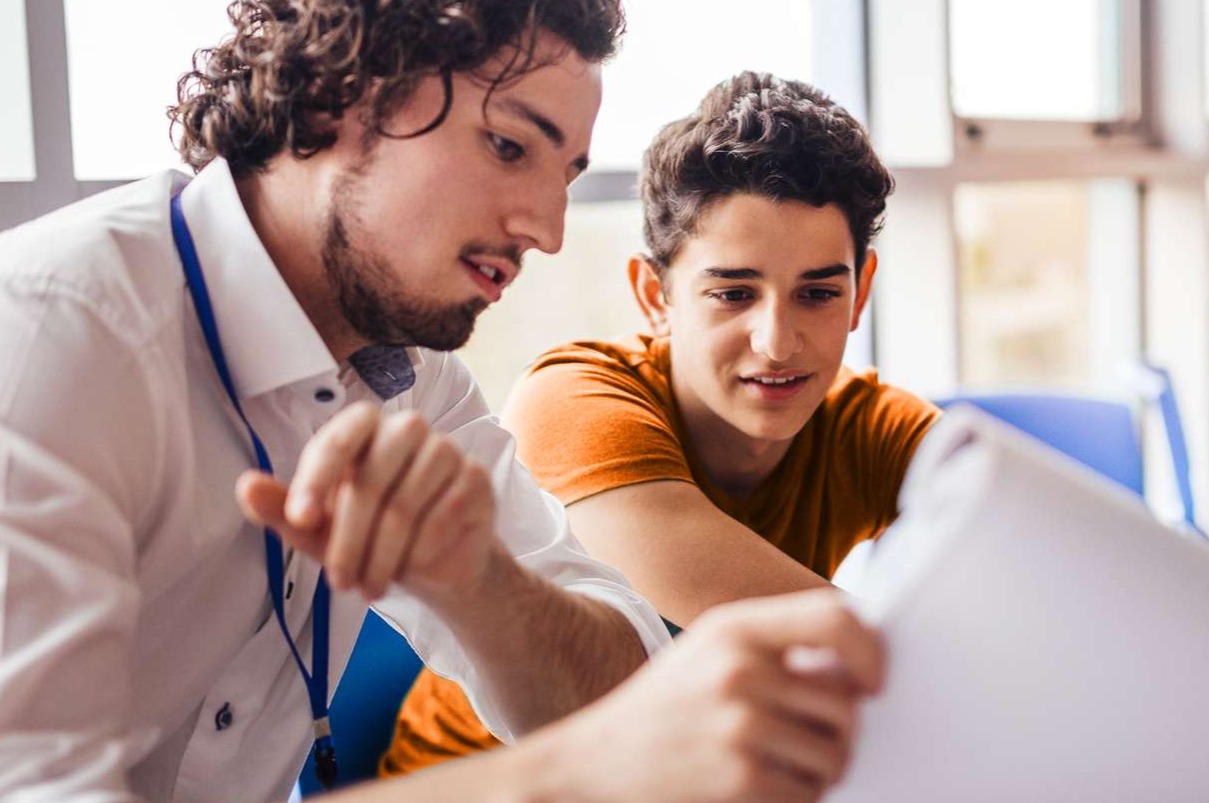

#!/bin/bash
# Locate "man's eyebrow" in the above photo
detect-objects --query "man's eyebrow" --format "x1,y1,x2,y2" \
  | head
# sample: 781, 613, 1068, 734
699, 264, 852, 281
495, 97, 591, 173
498, 98, 565, 145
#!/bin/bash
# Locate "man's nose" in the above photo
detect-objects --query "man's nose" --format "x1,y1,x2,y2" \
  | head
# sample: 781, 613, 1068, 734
505, 180, 568, 255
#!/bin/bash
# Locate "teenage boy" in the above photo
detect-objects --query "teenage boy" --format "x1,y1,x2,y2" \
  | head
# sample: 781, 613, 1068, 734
0, 5, 880, 802
388, 70, 938, 773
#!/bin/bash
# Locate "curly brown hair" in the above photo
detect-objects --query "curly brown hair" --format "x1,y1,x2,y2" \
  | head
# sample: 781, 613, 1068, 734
640, 71, 893, 279
171, 0, 625, 176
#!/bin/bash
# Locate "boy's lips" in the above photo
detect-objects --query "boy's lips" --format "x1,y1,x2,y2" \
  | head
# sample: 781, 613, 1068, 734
739, 371, 814, 400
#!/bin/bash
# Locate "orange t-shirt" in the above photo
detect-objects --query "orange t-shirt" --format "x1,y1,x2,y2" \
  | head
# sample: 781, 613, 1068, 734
380, 334, 939, 777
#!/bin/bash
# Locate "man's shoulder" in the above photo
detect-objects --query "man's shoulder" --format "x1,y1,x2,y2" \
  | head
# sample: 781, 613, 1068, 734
0, 172, 189, 334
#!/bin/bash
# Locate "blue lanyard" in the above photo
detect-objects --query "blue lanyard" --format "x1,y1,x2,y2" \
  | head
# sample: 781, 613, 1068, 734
169, 194, 338, 789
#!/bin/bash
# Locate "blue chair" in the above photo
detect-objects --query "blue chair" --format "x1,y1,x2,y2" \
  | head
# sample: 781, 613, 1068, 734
932, 393, 1145, 495
297, 609, 423, 796
1139, 363, 1199, 532
935, 365, 1202, 536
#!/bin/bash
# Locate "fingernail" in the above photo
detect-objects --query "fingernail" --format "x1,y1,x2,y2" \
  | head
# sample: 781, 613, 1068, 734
785, 646, 842, 675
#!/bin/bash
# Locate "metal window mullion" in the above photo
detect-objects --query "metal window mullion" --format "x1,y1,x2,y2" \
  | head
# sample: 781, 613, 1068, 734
24, 0, 78, 214
1115, 0, 1145, 126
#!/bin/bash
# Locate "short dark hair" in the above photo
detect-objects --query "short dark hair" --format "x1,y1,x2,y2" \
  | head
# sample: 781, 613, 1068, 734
171, 0, 625, 177
640, 71, 893, 277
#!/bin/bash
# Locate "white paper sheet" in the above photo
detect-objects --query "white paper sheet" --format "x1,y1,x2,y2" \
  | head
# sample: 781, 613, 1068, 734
829, 405, 1209, 803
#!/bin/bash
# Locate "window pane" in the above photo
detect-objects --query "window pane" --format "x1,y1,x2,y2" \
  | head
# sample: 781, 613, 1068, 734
65, 0, 232, 180
590, 0, 813, 171
0, 0, 36, 181
460, 201, 647, 411
949, 0, 1122, 120
955, 180, 1139, 389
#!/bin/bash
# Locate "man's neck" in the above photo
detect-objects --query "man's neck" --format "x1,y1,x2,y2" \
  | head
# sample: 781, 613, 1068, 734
234, 163, 363, 363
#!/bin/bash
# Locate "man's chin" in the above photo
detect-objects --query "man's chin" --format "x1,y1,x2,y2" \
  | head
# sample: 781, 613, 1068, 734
351, 299, 486, 352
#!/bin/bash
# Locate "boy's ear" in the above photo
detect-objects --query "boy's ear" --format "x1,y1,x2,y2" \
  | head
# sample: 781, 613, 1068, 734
850, 248, 879, 332
628, 254, 672, 336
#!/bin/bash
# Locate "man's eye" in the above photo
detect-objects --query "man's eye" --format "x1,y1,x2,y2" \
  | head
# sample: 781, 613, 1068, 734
488, 132, 525, 163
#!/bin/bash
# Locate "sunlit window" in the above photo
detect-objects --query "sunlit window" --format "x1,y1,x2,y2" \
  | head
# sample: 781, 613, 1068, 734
949, 0, 1123, 121
64, 0, 231, 180
0, 0, 36, 181
954, 180, 1139, 389
590, 0, 813, 171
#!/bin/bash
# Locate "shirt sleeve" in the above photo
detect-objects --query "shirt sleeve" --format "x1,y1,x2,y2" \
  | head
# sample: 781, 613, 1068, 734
0, 277, 161, 802
372, 351, 670, 743
843, 375, 942, 526
500, 348, 694, 504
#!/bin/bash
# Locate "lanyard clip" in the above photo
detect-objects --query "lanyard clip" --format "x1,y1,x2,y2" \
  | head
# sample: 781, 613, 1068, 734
312, 721, 338, 790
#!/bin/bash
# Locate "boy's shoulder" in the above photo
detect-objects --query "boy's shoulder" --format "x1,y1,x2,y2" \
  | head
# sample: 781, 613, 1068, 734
817, 366, 941, 434
530, 333, 667, 375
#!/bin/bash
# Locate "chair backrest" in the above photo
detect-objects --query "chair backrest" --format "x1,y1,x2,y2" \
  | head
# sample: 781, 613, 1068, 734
932, 393, 1145, 496
1137, 362, 1200, 530
297, 609, 423, 796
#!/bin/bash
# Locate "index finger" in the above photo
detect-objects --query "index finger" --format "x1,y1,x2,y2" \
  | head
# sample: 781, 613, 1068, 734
705, 590, 885, 695
286, 401, 381, 530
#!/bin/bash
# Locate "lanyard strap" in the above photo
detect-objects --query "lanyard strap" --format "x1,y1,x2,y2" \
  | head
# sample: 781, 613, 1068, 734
169, 194, 338, 789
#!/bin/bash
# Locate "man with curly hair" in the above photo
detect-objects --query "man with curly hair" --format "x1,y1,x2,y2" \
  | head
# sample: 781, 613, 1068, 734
0, 4, 883, 803
388, 70, 939, 776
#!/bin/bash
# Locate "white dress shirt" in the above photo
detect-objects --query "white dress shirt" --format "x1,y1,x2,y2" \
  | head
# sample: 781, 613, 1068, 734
0, 159, 669, 802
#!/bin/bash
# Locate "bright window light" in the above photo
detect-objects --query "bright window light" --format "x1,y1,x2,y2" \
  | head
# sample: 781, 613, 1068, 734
65, 0, 232, 180
949, 0, 1121, 120
0, 0, 36, 181
954, 179, 1138, 390
591, 0, 813, 171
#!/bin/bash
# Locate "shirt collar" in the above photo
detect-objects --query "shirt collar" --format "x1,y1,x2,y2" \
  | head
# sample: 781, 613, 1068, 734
178, 158, 337, 401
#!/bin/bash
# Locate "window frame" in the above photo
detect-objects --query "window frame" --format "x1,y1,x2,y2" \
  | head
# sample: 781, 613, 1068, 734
867, 0, 1209, 522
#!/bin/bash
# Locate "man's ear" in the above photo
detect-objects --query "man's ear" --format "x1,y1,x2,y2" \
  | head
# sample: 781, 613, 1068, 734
627, 254, 671, 336
850, 248, 878, 332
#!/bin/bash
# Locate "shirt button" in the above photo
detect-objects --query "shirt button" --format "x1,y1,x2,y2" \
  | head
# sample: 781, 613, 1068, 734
314, 388, 336, 403
215, 702, 234, 731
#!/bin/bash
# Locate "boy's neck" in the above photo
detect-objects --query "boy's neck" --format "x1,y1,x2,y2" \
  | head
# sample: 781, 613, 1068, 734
676, 404, 793, 498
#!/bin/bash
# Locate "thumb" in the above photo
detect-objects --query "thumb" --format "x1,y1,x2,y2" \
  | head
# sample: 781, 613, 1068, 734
235, 470, 328, 560
719, 590, 885, 695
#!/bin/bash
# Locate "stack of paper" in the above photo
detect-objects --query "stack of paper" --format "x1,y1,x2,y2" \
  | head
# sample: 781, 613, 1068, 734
830, 405, 1209, 803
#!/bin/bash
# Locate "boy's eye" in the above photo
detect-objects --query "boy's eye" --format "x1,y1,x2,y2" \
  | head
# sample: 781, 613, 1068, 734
706, 288, 753, 303
801, 288, 842, 302
488, 132, 525, 163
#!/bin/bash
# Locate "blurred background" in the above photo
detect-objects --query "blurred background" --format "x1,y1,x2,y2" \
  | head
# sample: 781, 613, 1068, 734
2, 0, 1207, 520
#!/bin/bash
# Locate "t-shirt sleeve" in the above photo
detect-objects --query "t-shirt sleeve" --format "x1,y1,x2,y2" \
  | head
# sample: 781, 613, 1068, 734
500, 349, 694, 505
841, 376, 942, 528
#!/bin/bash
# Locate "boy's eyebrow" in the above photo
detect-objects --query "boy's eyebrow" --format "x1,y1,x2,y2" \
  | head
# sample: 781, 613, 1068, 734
700, 264, 852, 281
799, 264, 852, 280
495, 98, 591, 173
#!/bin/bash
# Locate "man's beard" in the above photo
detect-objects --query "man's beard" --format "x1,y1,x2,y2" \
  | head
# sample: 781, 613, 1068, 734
320, 193, 488, 352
